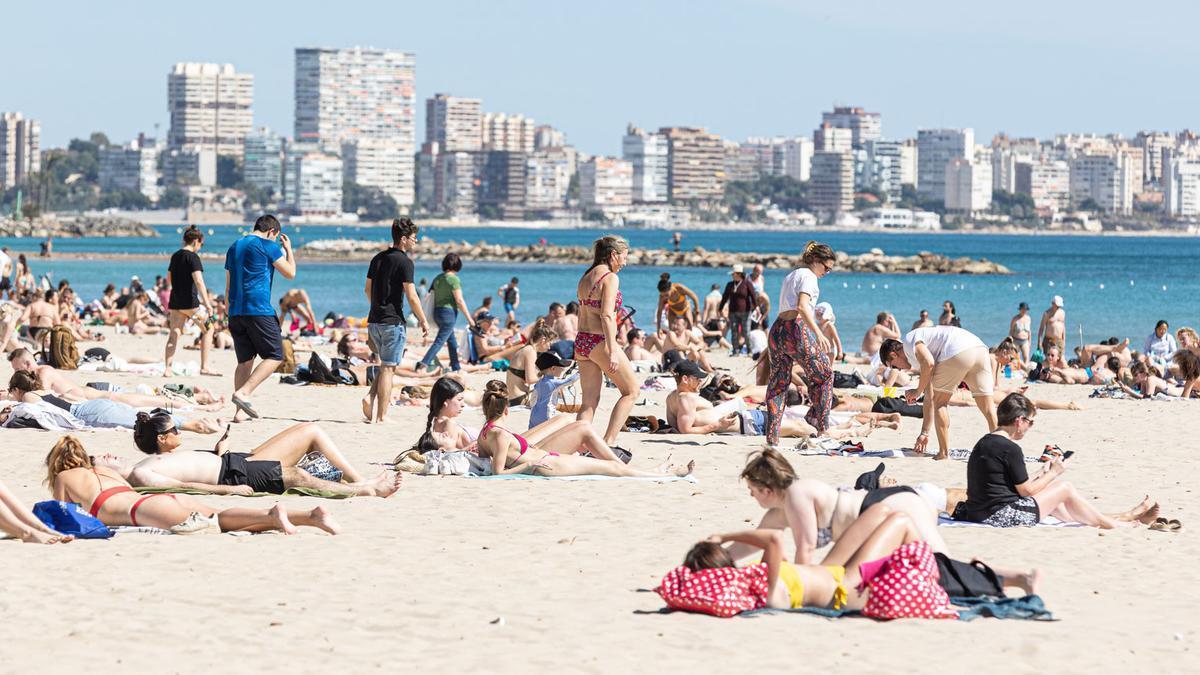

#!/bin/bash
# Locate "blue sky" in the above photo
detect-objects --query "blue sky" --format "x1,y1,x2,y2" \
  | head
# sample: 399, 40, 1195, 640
3, 0, 1197, 155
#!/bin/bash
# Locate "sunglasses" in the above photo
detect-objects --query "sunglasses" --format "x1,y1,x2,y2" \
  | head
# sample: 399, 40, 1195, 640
1020, 416, 1036, 427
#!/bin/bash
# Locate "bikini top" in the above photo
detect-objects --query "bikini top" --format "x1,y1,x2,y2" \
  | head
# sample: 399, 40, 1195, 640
666, 286, 689, 312
579, 271, 623, 313
482, 421, 529, 456
87, 467, 134, 518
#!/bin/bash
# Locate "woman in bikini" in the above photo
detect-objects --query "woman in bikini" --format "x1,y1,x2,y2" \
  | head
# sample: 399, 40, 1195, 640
574, 236, 639, 449
46, 435, 341, 534
505, 318, 557, 405
475, 382, 693, 477
8, 371, 223, 434
985, 339, 1082, 410
655, 273, 701, 333
0, 477, 74, 543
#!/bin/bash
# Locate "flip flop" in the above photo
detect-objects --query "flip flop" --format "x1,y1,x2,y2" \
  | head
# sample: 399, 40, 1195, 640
1168, 519, 1183, 532
231, 396, 260, 419
1149, 517, 1170, 532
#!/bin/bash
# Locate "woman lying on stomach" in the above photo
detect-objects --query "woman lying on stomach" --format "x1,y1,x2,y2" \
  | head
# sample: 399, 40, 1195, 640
46, 435, 341, 535
475, 380, 694, 478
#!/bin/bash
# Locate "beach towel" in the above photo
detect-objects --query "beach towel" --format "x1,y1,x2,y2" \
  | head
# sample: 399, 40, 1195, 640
734, 595, 1053, 621
465, 474, 697, 483
791, 447, 1040, 463
133, 486, 353, 499
938, 515, 1082, 528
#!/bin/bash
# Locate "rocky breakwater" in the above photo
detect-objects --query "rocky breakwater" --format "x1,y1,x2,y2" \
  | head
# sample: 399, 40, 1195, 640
0, 214, 159, 238
301, 238, 1010, 275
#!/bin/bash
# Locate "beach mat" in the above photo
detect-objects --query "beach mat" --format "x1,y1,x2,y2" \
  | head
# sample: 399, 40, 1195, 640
466, 474, 697, 483
642, 595, 1053, 621
133, 486, 353, 499
793, 447, 1041, 463
938, 515, 1081, 528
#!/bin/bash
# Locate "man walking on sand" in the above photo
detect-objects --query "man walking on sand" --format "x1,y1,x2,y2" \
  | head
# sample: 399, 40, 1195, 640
225, 214, 295, 421
1037, 295, 1066, 354
364, 217, 428, 424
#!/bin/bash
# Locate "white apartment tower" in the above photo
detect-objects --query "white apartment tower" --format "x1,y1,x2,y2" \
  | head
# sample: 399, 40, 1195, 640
99, 140, 159, 201
167, 63, 254, 157
917, 128, 974, 201
0, 112, 40, 190
1134, 131, 1175, 187
425, 94, 482, 152
864, 140, 914, 203
809, 151, 854, 213
813, 124, 853, 153
773, 137, 813, 182
291, 153, 344, 216
1069, 152, 1134, 214
944, 158, 993, 213
820, 106, 882, 147
622, 124, 669, 203
482, 113, 535, 153
294, 47, 415, 205
1015, 160, 1070, 212
524, 148, 573, 210
343, 139, 411, 207
1163, 154, 1200, 217
579, 157, 633, 210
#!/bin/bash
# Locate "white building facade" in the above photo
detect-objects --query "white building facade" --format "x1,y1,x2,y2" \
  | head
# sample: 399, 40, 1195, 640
0, 112, 40, 190
1070, 153, 1134, 214
944, 158, 992, 213
1015, 159, 1070, 212
343, 139, 411, 207
167, 63, 254, 157
291, 153, 344, 216
579, 157, 633, 211
99, 141, 159, 200
243, 129, 284, 196
809, 151, 854, 213
1163, 154, 1200, 217
622, 125, 669, 203
917, 128, 974, 201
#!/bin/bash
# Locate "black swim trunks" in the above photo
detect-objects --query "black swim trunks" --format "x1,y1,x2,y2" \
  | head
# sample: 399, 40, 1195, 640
217, 452, 285, 494
859, 485, 918, 515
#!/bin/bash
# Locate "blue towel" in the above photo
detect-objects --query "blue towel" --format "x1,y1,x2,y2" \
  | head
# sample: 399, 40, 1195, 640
467, 474, 697, 483
650, 594, 1052, 620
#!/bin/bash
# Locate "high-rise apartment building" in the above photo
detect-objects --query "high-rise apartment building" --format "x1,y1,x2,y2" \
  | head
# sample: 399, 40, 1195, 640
425, 94, 482, 152
478, 151, 527, 220
772, 137, 813, 181
290, 153, 344, 216
917, 128, 975, 201
660, 127, 724, 202
439, 151, 478, 217
1070, 152, 1134, 214
482, 113, 535, 153
1163, 154, 1200, 217
1015, 160, 1070, 212
813, 124, 853, 153
809, 151, 854, 213
343, 139, 411, 207
99, 140, 159, 200
167, 63, 254, 157
0, 112, 40, 190
534, 125, 566, 150
863, 140, 915, 203
821, 106, 882, 147
161, 148, 217, 187
243, 128, 284, 197
294, 47, 415, 205
622, 124, 669, 203
1134, 131, 1175, 187
944, 158, 993, 213
723, 141, 760, 183
524, 148, 573, 211
579, 157, 633, 211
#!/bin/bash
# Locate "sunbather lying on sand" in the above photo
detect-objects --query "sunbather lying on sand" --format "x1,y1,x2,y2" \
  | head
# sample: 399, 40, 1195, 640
46, 435, 340, 535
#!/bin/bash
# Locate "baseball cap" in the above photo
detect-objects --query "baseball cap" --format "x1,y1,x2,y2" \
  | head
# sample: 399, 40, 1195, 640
730, 264, 744, 275
1052, 295, 1064, 307
672, 359, 710, 381
477, 312, 496, 323
535, 351, 571, 370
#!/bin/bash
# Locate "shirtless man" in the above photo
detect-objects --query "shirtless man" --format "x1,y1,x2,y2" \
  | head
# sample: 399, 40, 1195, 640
861, 311, 901, 357
278, 288, 318, 331
660, 316, 714, 372
701, 284, 723, 324
1076, 337, 1133, 368
1037, 295, 1066, 354
7, 348, 224, 410
664, 360, 739, 434
911, 309, 933, 330
26, 290, 58, 345
1008, 302, 1033, 362
624, 328, 658, 364
97, 427, 401, 498
126, 292, 163, 334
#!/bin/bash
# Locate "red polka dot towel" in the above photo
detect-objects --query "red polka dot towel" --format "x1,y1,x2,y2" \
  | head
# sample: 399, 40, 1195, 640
657, 563, 769, 618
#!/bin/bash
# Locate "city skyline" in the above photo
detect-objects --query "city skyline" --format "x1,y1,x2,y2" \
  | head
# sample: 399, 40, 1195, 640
4, 0, 1199, 155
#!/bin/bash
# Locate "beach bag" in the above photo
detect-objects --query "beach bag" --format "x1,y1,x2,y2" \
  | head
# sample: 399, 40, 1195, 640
306, 353, 338, 385
328, 357, 359, 385
656, 564, 769, 618
297, 451, 343, 482
47, 325, 79, 370
833, 371, 864, 389
276, 338, 296, 374
934, 553, 1006, 598
861, 542, 957, 620
32, 500, 113, 539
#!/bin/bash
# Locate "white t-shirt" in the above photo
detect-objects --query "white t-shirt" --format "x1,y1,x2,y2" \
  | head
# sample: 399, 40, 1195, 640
747, 328, 768, 356
902, 326, 985, 364
0, 249, 10, 277
778, 268, 819, 313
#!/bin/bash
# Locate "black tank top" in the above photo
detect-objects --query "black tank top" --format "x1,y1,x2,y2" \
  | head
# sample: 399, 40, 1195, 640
40, 394, 72, 411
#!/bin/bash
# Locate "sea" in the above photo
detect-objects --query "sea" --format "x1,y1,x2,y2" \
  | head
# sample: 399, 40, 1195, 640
6, 225, 1198, 349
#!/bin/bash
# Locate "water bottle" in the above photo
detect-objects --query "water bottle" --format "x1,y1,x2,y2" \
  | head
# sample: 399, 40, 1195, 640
1004, 364, 1012, 379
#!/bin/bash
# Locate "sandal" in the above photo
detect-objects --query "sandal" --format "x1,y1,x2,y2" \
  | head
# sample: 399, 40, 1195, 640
1149, 517, 1183, 533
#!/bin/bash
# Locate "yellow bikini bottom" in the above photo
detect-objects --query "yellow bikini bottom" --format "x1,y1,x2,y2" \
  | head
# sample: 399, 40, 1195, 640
778, 562, 848, 609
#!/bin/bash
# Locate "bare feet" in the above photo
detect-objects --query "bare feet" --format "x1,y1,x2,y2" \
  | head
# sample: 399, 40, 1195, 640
269, 504, 298, 535
199, 369, 222, 377
1013, 568, 1042, 595
932, 452, 949, 461
21, 529, 74, 544
308, 506, 342, 535
194, 417, 223, 434
361, 396, 373, 423
1114, 495, 1156, 522
357, 471, 403, 498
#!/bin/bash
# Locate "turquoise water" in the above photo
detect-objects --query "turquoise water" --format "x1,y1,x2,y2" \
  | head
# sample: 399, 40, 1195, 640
7, 225, 1198, 347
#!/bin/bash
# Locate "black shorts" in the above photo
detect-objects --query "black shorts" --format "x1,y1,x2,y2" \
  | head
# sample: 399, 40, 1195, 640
218, 452, 285, 494
0, 277, 10, 291
860, 485, 918, 515
229, 315, 284, 363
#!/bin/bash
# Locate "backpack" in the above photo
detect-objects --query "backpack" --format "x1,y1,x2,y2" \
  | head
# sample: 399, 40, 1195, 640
934, 552, 1006, 598
47, 325, 79, 370
306, 352, 338, 385
276, 338, 296, 374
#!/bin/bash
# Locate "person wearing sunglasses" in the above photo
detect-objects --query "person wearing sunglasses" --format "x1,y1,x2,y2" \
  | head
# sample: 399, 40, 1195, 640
951, 392, 1160, 529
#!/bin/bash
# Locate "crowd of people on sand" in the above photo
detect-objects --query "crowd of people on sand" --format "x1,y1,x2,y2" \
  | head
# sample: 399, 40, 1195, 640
0, 215, 1187, 620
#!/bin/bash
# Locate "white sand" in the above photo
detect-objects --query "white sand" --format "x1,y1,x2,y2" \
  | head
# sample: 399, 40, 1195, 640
0, 331, 1195, 672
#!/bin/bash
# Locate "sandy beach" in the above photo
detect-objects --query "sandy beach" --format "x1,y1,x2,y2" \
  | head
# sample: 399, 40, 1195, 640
0, 330, 1195, 674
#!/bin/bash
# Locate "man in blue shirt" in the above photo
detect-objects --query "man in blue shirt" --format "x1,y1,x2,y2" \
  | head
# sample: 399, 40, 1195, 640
225, 214, 296, 420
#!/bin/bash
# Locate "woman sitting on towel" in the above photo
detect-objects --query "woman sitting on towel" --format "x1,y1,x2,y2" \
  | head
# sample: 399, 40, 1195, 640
45, 435, 341, 535
474, 381, 694, 478
7, 371, 222, 434
0, 477, 73, 544
676, 506, 1040, 612
726, 447, 948, 564
951, 392, 1160, 529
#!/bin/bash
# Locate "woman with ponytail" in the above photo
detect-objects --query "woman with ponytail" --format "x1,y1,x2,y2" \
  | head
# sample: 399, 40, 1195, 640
164, 225, 217, 377
505, 318, 557, 404
46, 435, 342, 534
764, 241, 837, 447
654, 272, 701, 335
475, 381, 694, 477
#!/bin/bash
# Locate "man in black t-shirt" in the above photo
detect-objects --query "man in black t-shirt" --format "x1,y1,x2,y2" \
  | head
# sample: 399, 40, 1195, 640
363, 217, 429, 423
164, 226, 215, 377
